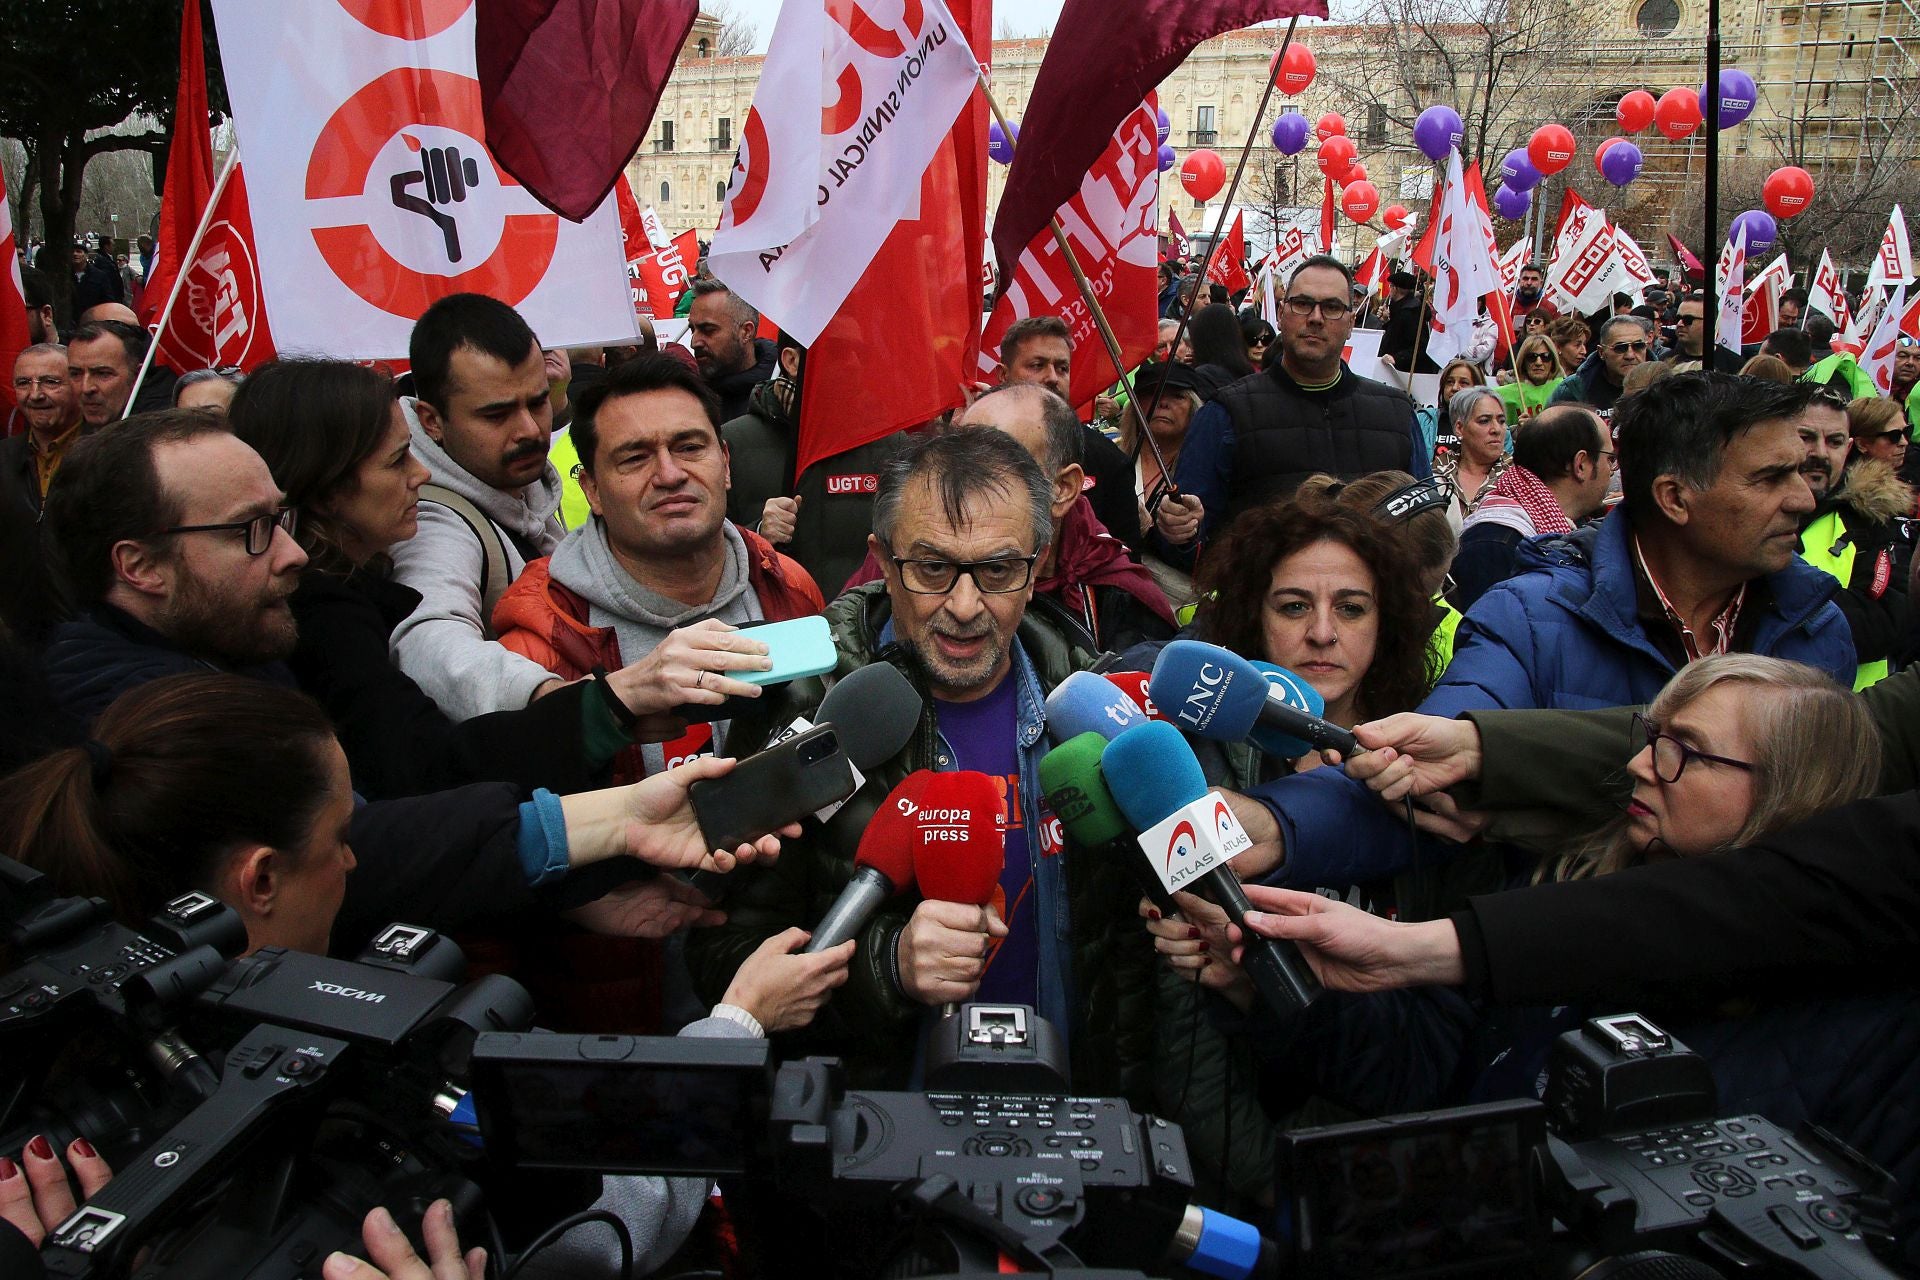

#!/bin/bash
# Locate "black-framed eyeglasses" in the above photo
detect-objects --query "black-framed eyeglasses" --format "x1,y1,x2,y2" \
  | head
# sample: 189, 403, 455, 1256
1676, 314, 1702, 326
888, 553, 1038, 595
1285, 295, 1351, 319
1871, 427, 1908, 444
1632, 713, 1755, 783
1524, 352, 1554, 363
154, 508, 297, 556
1608, 340, 1649, 354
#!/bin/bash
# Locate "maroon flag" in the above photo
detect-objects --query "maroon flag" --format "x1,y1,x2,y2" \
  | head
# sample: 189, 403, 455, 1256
991, 0, 1328, 300
476, 0, 698, 222
1166, 208, 1190, 262
1667, 233, 1706, 284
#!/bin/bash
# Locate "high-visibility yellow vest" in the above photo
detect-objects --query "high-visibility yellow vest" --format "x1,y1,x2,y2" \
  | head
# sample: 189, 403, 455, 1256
1800, 508, 1891, 690
549, 429, 592, 531
1429, 593, 1463, 672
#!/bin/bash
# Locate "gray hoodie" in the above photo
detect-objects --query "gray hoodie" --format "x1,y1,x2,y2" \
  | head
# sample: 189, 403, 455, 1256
549, 517, 766, 773
389, 398, 568, 721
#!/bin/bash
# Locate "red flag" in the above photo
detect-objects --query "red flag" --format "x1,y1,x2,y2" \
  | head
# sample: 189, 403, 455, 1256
151, 163, 277, 373
990, 0, 1329, 302
1206, 211, 1252, 294
1667, 233, 1705, 284
632, 229, 699, 320
476, 0, 698, 222
1166, 208, 1191, 262
1901, 291, 1920, 342
1353, 247, 1384, 289
0, 166, 32, 420
796, 0, 991, 478
613, 176, 657, 322
140, 0, 214, 336
982, 99, 1161, 412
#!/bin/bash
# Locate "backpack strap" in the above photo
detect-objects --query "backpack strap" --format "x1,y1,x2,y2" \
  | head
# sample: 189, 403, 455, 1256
417, 483, 512, 636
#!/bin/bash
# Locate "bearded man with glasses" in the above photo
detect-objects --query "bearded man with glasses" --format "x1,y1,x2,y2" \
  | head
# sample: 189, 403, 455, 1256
689, 426, 1170, 1099
1150, 255, 1426, 564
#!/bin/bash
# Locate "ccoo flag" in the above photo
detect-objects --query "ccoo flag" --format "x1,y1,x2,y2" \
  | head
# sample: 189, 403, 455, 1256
708, 0, 981, 346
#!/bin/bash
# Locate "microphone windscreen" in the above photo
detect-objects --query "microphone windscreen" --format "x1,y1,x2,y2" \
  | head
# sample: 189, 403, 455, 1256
1039, 733, 1132, 848
819, 662, 923, 771
1045, 670, 1145, 743
909, 770, 1006, 905
1248, 660, 1326, 759
1103, 670, 1171, 722
852, 772, 930, 890
1101, 720, 1210, 830
1148, 640, 1269, 742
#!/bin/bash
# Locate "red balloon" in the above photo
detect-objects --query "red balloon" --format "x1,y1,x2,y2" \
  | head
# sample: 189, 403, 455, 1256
1341, 180, 1381, 223
1617, 90, 1657, 133
1179, 149, 1226, 202
1316, 135, 1357, 180
1655, 88, 1702, 140
1527, 124, 1576, 176
1345, 162, 1369, 185
1315, 112, 1346, 142
1271, 43, 1316, 95
1383, 204, 1410, 230
1763, 165, 1816, 219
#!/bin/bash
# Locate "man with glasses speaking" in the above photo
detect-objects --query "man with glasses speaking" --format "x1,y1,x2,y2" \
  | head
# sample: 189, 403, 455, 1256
1551, 314, 1652, 414
1150, 255, 1426, 560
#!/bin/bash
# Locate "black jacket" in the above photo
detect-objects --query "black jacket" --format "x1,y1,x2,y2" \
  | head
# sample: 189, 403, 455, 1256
0, 431, 75, 644
70, 259, 123, 315
1379, 293, 1433, 373
42, 605, 298, 728
706, 338, 777, 423
288, 567, 603, 799
1211, 362, 1423, 519
1081, 425, 1143, 552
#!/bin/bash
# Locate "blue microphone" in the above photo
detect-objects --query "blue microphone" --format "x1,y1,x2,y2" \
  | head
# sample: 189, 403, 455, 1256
1248, 660, 1326, 759
1148, 640, 1360, 759
1044, 669, 1146, 744
1102, 721, 1320, 1014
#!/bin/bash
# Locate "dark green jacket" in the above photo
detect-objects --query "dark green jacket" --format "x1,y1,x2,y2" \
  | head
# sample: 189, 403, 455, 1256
683, 583, 1167, 1100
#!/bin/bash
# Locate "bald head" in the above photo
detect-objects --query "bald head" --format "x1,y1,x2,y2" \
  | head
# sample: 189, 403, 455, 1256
960, 382, 1080, 477
79, 302, 139, 327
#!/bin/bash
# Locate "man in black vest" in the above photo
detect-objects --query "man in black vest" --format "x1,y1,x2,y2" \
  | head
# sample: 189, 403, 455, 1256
1153, 255, 1426, 558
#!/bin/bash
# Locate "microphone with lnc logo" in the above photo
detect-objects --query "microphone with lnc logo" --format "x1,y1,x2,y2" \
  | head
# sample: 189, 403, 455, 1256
1101, 720, 1320, 1015
801, 771, 927, 954
1148, 640, 1360, 759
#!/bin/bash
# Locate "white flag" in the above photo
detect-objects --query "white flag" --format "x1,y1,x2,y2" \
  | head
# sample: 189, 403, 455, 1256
207, 0, 634, 358
1715, 224, 1747, 358
1843, 285, 1884, 354
1425, 149, 1503, 367
708, 0, 979, 345
1862, 283, 1909, 393
1544, 202, 1617, 315
1497, 239, 1529, 293
1809, 249, 1847, 327
1609, 230, 1657, 305
1865, 205, 1913, 292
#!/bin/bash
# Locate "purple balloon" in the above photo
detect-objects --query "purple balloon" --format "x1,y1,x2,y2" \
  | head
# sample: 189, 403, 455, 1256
1600, 140, 1644, 187
1731, 209, 1778, 256
1414, 104, 1464, 162
1499, 148, 1542, 192
1702, 69, 1758, 129
1492, 184, 1532, 221
988, 120, 1019, 165
1270, 111, 1310, 156
1157, 143, 1176, 173
1156, 106, 1171, 146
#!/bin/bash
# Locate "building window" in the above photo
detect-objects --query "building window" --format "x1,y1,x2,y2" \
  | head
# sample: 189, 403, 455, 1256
1636, 0, 1679, 38
658, 120, 674, 152
1193, 105, 1217, 146
696, 37, 710, 57
718, 117, 732, 151
716, 181, 727, 203
1366, 105, 1388, 146
660, 181, 671, 203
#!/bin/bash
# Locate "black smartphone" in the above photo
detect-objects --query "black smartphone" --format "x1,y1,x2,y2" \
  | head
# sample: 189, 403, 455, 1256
688, 724, 855, 851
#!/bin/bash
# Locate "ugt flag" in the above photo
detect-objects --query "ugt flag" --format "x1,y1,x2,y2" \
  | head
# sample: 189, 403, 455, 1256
708, 0, 980, 346
209, 0, 635, 359
980, 98, 1161, 412
151, 161, 279, 374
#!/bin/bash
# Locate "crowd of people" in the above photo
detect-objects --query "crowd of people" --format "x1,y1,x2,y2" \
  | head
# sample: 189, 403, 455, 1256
3, 229, 1918, 1275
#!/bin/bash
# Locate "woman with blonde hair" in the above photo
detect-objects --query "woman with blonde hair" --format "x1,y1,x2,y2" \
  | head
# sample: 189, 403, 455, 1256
1497, 333, 1564, 425
1847, 394, 1909, 471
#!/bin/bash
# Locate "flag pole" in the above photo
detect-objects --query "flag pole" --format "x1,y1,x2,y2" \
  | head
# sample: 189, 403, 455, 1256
977, 73, 1168, 476
1135, 14, 1301, 509
1701, 0, 1721, 356
1399, 157, 1445, 393
125, 146, 239, 419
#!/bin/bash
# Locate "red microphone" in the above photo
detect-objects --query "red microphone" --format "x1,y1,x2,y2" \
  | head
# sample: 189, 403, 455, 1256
1103, 670, 1172, 723
907, 770, 1007, 908
801, 773, 925, 953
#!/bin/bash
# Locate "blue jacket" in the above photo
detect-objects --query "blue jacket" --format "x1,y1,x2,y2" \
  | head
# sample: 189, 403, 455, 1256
43, 606, 299, 729
1247, 508, 1853, 891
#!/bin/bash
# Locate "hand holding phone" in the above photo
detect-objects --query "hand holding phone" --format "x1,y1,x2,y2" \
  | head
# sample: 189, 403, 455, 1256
603, 618, 773, 720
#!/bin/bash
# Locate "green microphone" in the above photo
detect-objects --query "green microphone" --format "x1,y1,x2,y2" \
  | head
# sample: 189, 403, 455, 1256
1039, 732, 1177, 913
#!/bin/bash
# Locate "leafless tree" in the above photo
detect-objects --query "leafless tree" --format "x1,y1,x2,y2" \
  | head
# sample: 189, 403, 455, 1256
703, 0, 758, 57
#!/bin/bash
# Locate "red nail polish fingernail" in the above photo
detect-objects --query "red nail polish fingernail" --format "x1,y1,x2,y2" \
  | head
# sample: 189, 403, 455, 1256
0, 1156, 18, 1180
1147, 909, 1161, 921
1188, 926, 1202, 940
72, 1137, 97, 1159
27, 1135, 53, 1160
1198, 941, 1210, 953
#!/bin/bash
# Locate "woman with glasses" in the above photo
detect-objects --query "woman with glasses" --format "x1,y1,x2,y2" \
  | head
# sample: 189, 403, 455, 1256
1432, 387, 1510, 527
1495, 334, 1563, 426
1848, 395, 1910, 472
1147, 657, 1905, 1196
1238, 306, 1277, 369
229, 359, 638, 801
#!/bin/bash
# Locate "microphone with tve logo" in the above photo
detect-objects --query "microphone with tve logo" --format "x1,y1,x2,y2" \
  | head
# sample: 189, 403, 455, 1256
801, 772, 927, 954
1044, 670, 1146, 744
1102, 720, 1320, 1015
1149, 640, 1360, 759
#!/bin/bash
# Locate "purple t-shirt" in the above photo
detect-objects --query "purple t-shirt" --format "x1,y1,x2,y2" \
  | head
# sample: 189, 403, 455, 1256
934, 677, 1036, 1007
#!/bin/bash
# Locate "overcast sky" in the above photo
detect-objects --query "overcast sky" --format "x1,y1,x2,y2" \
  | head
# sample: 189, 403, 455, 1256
720, 0, 1070, 50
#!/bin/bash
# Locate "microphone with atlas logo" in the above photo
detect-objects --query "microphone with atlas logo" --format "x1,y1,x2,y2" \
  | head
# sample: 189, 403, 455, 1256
1038, 732, 1177, 915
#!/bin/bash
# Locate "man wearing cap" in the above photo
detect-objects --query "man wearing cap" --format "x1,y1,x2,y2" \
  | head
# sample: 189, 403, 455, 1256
1378, 270, 1430, 374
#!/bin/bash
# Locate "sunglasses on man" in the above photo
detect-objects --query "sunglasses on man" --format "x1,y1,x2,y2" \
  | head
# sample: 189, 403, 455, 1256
1607, 340, 1649, 354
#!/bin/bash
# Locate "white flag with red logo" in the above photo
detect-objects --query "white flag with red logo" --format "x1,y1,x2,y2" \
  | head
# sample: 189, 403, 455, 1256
1841, 285, 1883, 356
0, 166, 33, 417
1497, 238, 1528, 293
1742, 254, 1791, 347
1862, 283, 1908, 393
1543, 193, 1618, 315
1866, 206, 1913, 292
1715, 224, 1747, 358
979, 98, 1160, 411
208, 0, 634, 359
1609, 229, 1657, 304
1809, 249, 1848, 328
1273, 227, 1313, 284
151, 160, 279, 373
1426, 149, 1502, 367
708, 0, 979, 346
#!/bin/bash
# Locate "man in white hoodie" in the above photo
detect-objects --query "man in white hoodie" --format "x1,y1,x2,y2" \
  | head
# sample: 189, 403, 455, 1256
390, 293, 573, 720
